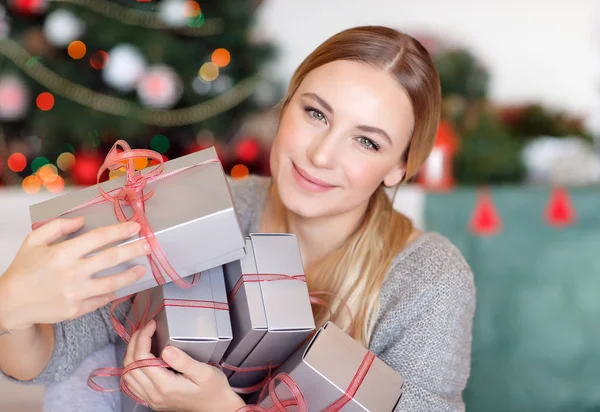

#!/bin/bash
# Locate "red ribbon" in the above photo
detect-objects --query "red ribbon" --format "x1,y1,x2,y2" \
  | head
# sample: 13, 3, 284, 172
32, 140, 220, 290
228, 274, 307, 303
238, 351, 376, 412
322, 351, 375, 411
236, 372, 308, 412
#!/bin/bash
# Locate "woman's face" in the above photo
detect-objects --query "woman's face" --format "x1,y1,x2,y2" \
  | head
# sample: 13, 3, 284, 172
270, 60, 415, 219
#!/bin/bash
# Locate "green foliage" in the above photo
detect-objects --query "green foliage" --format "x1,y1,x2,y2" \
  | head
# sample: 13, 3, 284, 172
504, 104, 593, 143
453, 113, 526, 184
434, 49, 490, 99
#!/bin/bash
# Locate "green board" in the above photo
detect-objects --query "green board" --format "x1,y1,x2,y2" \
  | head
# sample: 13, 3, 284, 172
425, 186, 600, 412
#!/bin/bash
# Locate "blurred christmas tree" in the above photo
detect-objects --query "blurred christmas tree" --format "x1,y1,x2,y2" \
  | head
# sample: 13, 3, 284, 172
0, 0, 279, 188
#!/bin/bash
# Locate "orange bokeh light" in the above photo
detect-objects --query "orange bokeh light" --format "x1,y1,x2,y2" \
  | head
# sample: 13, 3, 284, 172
230, 164, 249, 181
45, 175, 65, 193
37, 164, 59, 184
68, 40, 87, 60
212, 48, 231, 67
22, 175, 42, 194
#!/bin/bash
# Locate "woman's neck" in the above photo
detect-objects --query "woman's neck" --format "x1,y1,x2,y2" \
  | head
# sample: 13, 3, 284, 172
261, 184, 368, 268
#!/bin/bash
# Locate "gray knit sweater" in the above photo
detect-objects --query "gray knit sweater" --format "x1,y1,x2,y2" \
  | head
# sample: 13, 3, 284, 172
3, 175, 476, 412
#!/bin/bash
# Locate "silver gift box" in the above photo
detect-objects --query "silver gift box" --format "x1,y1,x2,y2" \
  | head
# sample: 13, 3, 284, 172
29, 147, 246, 298
254, 322, 405, 411
221, 233, 315, 389
117, 266, 232, 412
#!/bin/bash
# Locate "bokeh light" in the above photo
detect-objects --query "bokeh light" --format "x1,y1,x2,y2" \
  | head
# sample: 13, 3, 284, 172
199, 62, 219, 82
36, 92, 55, 111
90, 50, 109, 70
212, 48, 230, 67
8, 153, 27, 172
45, 175, 65, 193
22, 175, 42, 194
150, 154, 169, 166
150, 134, 170, 154
187, 12, 205, 28
31, 156, 49, 173
57, 152, 76, 171
37, 164, 59, 184
134, 157, 148, 170
184, 1, 201, 17
230, 164, 249, 181
68, 40, 87, 60
236, 138, 261, 163
109, 169, 126, 180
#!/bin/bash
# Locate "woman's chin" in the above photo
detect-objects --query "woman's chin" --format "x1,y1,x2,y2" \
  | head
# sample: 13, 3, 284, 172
279, 186, 325, 219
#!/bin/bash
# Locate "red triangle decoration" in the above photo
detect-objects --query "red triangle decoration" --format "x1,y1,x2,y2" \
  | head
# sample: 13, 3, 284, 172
545, 187, 576, 227
469, 189, 502, 236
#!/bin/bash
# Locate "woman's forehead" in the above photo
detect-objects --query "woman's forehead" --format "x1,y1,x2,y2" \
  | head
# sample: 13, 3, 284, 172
296, 60, 414, 143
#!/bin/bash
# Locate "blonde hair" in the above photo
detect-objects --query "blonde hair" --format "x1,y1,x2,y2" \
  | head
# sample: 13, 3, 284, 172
265, 26, 441, 347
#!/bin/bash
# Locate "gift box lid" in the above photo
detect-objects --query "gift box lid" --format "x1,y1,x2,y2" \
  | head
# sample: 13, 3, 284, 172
29, 147, 239, 249
247, 233, 314, 331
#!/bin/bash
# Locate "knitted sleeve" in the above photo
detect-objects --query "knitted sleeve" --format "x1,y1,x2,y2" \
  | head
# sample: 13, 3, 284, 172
1, 300, 131, 385
370, 234, 476, 412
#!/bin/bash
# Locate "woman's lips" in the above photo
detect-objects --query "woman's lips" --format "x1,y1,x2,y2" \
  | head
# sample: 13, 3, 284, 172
292, 163, 336, 193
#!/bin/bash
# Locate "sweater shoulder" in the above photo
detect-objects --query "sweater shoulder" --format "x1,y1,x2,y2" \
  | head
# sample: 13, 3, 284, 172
381, 232, 475, 313
226, 175, 270, 235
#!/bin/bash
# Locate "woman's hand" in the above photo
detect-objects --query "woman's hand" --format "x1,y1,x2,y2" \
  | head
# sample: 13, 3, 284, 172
0, 216, 149, 332
123, 320, 246, 412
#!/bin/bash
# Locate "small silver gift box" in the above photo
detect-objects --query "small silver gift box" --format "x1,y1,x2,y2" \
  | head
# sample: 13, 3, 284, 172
221, 233, 315, 390
254, 321, 405, 411
29, 147, 246, 298
117, 266, 232, 412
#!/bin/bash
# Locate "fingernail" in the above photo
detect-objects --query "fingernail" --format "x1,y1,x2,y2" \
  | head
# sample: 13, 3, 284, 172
134, 265, 146, 276
163, 346, 176, 360
143, 241, 151, 253
129, 222, 141, 234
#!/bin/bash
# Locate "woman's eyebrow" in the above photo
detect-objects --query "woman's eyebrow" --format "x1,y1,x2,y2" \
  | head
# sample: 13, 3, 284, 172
301, 92, 334, 114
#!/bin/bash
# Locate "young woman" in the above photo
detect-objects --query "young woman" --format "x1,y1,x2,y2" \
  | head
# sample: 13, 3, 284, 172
0, 26, 475, 411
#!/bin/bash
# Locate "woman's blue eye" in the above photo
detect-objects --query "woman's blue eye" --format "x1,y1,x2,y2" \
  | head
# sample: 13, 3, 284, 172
357, 136, 380, 151
304, 106, 326, 123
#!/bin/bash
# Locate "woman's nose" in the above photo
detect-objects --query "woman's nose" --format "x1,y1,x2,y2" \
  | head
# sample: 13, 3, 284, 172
307, 131, 339, 169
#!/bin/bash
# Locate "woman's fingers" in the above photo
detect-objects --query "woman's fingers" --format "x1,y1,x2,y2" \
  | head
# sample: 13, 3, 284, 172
122, 373, 150, 406
27, 216, 85, 247
61, 221, 142, 259
76, 293, 116, 318
79, 239, 149, 279
124, 322, 159, 400
80, 265, 146, 300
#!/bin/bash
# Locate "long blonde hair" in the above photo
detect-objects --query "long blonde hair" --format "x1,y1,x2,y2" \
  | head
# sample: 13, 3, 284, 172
265, 26, 441, 347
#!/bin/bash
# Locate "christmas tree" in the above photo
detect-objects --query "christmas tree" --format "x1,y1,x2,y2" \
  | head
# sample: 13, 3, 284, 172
0, 0, 279, 190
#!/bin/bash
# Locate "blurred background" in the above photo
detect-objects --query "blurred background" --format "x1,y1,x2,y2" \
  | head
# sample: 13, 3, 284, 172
1, 0, 600, 411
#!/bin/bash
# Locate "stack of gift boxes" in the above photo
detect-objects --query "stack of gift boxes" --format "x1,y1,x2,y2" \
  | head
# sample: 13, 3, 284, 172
30, 145, 405, 412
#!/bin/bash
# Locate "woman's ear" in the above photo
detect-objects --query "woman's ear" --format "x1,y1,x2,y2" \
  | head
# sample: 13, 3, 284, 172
383, 163, 406, 187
